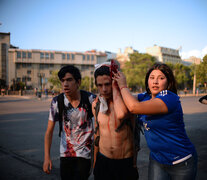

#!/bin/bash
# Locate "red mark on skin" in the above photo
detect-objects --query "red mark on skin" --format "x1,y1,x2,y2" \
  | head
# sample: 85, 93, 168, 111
108, 116, 110, 131
114, 111, 117, 129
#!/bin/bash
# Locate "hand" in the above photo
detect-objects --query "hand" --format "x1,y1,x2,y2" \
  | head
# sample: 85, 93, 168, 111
112, 80, 119, 90
112, 71, 127, 89
43, 158, 52, 174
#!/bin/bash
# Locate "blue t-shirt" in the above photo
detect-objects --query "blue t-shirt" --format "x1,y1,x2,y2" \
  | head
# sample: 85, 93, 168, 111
138, 90, 196, 165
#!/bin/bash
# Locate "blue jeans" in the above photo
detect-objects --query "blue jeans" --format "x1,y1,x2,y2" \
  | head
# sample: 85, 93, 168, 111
148, 155, 197, 180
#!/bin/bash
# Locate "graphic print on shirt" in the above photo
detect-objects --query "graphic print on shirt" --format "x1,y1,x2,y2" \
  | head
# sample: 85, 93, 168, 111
49, 94, 94, 158
62, 106, 93, 157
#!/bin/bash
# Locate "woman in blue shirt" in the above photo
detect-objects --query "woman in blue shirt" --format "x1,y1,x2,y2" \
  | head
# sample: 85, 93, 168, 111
113, 63, 197, 180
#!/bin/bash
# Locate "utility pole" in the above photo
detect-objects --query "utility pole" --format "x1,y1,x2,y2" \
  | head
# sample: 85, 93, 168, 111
193, 60, 196, 95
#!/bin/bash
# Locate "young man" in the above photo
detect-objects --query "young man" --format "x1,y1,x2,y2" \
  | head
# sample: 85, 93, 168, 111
43, 65, 95, 180
93, 63, 138, 180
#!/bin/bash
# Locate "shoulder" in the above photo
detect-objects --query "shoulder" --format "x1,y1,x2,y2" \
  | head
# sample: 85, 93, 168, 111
80, 90, 96, 103
157, 90, 178, 99
156, 90, 180, 112
138, 92, 151, 101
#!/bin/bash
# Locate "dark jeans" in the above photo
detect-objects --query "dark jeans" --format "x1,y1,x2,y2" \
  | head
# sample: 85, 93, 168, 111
60, 157, 91, 180
148, 155, 197, 180
94, 152, 138, 180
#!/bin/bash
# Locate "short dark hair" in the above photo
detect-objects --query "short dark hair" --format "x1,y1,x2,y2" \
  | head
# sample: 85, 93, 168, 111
58, 65, 81, 82
94, 66, 110, 85
145, 63, 177, 94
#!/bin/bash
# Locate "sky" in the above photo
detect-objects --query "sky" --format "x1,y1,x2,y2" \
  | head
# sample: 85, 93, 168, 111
0, 0, 207, 59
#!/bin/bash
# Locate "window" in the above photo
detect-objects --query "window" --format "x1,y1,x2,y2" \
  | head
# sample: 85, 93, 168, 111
22, 63, 27, 68
40, 52, 44, 59
67, 54, 70, 60
16, 63, 21, 69
50, 53, 54, 59
27, 70, 31, 74
45, 53, 49, 59
91, 55, 94, 61
22, 76, 26, 82
28, 52, 32, 58
72, 54, 75, 60
62, 54, 65, 60
27, 77, 31, 82
82, 55, 85, 60
17, 52, 21, 58
40, 64, 44, 69
16, 78, 21, 82
49, 64, 54, 68
22, 52, 26, 58
87, 55, 90, 61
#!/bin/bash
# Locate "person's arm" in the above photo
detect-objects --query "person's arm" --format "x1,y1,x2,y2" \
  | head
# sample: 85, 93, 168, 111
113, 71, 168, 115
112, 80, 129, 119
92, 98, 99, 168
199, 95, 207, 105
43, 120, 56, 174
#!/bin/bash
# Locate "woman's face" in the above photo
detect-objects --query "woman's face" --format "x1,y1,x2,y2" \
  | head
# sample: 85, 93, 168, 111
148, 69, 168, 98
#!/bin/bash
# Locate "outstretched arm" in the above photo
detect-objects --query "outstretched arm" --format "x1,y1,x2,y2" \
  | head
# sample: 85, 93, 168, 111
113, 71, 168, 115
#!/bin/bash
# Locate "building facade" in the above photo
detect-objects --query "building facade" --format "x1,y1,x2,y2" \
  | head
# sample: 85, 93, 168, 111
0, 32, 107, 90
146, 45, 182, 64
182, 56, 201, 66
116, 46, 138, 68
0, 32, 10, 86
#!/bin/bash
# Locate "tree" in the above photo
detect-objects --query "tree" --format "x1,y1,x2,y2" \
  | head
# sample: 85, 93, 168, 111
48, 70, 62, 92
122, 52, 156, 91
167, 63, 192, 90
196, 55, 207, 87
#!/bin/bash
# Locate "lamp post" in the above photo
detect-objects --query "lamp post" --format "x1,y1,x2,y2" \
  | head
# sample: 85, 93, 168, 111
37, 73, 45, 91
192, 60, 196, 95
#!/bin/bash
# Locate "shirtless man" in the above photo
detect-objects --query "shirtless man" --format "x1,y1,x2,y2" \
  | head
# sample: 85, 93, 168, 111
92, 64, 138, 180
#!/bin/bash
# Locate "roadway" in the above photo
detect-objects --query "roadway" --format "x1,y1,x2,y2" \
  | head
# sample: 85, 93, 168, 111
0, 95, 206, 180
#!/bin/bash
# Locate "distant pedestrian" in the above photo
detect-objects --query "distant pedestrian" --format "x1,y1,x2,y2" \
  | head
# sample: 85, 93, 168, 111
1, 88, 5, 96
184, 87, 188, 95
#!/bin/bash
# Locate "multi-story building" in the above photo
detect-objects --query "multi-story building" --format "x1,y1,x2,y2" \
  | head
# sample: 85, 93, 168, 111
146, 45, 182, 64
0, 32, 10, 86
116, 46, 138, 68
0, 32, 107, 90
182, 56, 201, 66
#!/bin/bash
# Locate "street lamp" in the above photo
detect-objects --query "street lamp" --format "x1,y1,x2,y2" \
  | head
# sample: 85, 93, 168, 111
37, 73, 45, 91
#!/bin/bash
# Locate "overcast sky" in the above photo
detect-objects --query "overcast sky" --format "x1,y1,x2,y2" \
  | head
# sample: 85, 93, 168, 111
0, 0, 207, 59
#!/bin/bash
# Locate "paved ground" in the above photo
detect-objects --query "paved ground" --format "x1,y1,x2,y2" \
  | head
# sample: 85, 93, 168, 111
0, 95, 206, 180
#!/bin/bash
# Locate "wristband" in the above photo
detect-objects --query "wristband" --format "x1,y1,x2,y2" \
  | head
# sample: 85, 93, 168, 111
120, 86, 128, 91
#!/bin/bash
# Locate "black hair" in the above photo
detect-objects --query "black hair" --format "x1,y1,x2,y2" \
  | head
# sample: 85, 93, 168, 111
58, 65, 81, 82
145, 63, 177, 94
94, 66, 110, 85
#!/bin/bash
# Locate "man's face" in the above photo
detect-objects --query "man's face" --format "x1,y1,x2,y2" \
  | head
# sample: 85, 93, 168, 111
96, 75, 112, 99
60, 72, 80, 96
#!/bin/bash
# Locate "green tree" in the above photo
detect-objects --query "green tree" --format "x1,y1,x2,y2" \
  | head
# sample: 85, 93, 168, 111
48, 70, 62, 92
122, 52, 156, 91
169, 63, 192, 90
196, 55, 207, 87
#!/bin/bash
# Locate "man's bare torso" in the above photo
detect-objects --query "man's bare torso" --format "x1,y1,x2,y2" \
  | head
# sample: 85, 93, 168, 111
98, 101, 134, 159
